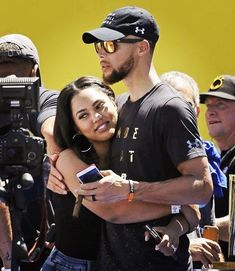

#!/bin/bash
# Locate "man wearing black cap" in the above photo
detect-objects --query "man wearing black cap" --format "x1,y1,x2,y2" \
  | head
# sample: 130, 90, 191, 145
78, 6, 213, 270
0, 34, 58, 271
200, 75, 235, 260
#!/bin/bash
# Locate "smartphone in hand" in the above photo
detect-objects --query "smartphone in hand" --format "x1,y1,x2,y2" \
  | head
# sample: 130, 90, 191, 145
203, 225, 219, 242
76, 164, 103, 184
73, 165, 102, 219
144, 224, 162, 244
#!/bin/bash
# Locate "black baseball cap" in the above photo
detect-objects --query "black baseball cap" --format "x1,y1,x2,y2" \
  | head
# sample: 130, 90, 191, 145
200, 75, 235, 103
0, 34, 39, 65
82, 6, 159, 44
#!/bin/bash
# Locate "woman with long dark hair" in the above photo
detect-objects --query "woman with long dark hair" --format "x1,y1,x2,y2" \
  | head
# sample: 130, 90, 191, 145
43, 76, 200, 271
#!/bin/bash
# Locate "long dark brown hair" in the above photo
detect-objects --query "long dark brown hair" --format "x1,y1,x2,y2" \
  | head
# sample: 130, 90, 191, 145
54, 75, 115, 165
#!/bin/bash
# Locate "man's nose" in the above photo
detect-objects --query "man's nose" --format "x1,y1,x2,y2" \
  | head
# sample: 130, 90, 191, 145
206, 106, 217, 117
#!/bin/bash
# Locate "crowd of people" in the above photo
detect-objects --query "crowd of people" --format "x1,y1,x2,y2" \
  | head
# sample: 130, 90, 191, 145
0, 5, 234, 271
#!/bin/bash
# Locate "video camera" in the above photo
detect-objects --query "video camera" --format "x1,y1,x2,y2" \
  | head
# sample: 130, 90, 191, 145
0, 77, 45, 178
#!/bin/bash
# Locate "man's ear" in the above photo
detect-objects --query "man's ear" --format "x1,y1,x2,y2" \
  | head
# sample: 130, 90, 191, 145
196, 105, 200, 118
138, 40, 150, 56
31, 63, 39, 77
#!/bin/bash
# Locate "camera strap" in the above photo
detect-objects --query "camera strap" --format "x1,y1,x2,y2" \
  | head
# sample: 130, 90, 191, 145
221, 145, 235, 176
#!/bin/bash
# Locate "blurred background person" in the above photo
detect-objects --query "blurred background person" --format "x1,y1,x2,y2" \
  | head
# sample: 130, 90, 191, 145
0, 34, 58, 271
200, 75, 235, 260
160, 71, 225, 268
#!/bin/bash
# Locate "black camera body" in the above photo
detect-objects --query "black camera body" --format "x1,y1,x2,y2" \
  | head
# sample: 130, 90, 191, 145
0, 77, 48, 267
0, 129, 44, 168
0, 77, 45, 177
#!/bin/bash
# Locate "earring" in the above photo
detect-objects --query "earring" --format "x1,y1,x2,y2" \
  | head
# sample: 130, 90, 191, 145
72, 133, 92, 153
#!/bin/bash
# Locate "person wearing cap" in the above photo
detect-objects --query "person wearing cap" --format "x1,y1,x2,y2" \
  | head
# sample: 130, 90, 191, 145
160, 71, 225, 268
73, 6, 213, 270
200, 75, 235, 260
0, 34, 58, 271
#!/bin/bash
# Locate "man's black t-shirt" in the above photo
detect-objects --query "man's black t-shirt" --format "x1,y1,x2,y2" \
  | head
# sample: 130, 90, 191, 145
97, 83, 206, 271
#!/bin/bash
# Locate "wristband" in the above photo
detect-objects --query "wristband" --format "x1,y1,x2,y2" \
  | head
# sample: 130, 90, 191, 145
128, 180, 134, 202
171, 205, 181, 214
1, 268, 11, 271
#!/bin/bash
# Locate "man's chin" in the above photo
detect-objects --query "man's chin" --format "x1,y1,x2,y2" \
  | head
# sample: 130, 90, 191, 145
103, 75, 116, 85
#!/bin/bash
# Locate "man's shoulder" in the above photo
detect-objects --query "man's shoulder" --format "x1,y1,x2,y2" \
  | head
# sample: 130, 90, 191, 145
116, 92, 129, 109
153, 82, 183, 100
146, 82, 188, 113
39, 86, 59, 96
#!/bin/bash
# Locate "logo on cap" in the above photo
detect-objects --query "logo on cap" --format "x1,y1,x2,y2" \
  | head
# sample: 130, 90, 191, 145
135, 27, 145, 35
103, 13, 115, 25
210, 75, 224, 90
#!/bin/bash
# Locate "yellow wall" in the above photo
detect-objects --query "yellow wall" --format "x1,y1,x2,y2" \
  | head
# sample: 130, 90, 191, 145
1, 0, 235, 140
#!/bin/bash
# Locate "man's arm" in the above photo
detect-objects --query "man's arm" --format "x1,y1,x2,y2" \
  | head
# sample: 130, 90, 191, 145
135, 157, 213, 205
40, 116, 60, 155
79, 156, 213, 206
56, 149, 171, 223
0, 201, 12, 269
40, 116, 66, 193
56, 149, 200, 226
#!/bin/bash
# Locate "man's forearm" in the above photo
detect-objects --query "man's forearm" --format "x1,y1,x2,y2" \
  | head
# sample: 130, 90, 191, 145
134, 157, 213, 205
40, 116, 60, 155
135, 175, 212, 205
84, 199, 171, 224
0, 202, 12, 268
57, 149, 172, 223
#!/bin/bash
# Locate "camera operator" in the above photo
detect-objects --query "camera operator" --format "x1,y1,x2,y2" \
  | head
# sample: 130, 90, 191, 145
0, 34, 58, 271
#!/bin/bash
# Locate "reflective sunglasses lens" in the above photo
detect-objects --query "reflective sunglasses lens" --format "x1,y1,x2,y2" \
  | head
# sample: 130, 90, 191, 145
94, 42, 102, 53
104, 41, 115, 53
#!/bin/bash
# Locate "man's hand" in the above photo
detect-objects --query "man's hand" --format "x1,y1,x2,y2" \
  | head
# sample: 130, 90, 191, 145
145, 223, 180, 257
189, 238, 222, 268
78, 170, 130, 202
215, 215, 229, 242
47, 153, 68, 194
40, 116, 67, 194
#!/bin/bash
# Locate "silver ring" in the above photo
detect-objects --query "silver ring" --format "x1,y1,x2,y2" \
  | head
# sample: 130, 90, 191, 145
92, 195, 96, 201
171, 244, 177, 253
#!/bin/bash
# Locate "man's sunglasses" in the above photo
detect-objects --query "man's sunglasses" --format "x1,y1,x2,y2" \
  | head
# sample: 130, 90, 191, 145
94, 38, 144, 54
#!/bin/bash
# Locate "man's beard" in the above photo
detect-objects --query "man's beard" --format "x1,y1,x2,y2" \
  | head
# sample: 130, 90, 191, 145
103, 56, 134, 85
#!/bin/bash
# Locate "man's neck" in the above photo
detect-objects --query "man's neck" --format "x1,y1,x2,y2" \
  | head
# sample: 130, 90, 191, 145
124, 63, 160, 102
216, 134, 235, 151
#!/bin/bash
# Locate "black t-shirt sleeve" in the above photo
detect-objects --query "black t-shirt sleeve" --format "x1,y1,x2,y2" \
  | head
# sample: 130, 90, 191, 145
160, 97, 206, 166
36, 87, 58, 135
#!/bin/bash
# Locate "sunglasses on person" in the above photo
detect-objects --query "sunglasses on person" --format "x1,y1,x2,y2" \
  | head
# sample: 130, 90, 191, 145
94, 38, 144, 54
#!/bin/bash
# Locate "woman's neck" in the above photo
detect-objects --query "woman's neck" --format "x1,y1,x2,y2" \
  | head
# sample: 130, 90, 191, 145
93, 141, 110, 168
